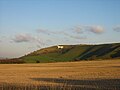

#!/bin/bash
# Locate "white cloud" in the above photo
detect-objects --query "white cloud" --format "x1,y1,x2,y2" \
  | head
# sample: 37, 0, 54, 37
36, 29, 51, 35
36, 28, 57, 35
72, 25, 104, 34
12, 34, 35, 43
12, 33, 47, 49
68, 35, 87, 39
61, 31, 87, 40
71, 25, 83, 34
89, 25, 104, 34
113, 25, 120, 32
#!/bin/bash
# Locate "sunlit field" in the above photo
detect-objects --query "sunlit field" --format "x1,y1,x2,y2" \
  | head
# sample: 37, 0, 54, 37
0, 59, 120, 90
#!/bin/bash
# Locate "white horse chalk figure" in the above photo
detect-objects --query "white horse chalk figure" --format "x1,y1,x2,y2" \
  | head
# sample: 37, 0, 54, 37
57, 45, 64, 49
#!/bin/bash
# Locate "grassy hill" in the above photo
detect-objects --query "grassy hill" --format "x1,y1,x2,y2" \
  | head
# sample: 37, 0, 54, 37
21, 43, 120, 63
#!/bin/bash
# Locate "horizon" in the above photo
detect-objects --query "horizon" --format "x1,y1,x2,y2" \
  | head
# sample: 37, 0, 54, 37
0, 0, 120, 58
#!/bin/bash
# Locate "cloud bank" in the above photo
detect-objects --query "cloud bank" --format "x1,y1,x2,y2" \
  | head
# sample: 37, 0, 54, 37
35, 25, 104, 42
11, 25, 104, 47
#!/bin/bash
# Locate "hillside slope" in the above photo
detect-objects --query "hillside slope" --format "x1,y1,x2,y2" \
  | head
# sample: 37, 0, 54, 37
21, 43, 120, 63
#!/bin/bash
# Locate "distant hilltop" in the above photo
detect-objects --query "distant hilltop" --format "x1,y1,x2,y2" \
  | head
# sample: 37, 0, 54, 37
20, 43, 120, 63
0, 57, 8, 59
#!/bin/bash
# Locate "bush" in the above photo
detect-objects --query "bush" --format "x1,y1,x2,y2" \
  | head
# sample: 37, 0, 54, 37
36, 60, 40, 63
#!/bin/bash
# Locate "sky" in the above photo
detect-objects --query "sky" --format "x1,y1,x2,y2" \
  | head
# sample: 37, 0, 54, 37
0, 0, 120, 58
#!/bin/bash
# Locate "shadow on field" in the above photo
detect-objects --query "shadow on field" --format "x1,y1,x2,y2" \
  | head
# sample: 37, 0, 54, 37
110, 66, 120, 68
31, 78, 120, 90
0, 78, 120, 90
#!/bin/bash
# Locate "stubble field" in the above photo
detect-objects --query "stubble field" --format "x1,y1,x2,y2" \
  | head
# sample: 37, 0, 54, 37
0, 59, 120, 90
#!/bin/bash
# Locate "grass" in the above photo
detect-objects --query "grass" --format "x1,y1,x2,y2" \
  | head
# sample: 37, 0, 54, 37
0, 59, 120, 90
21, 43, 120, 63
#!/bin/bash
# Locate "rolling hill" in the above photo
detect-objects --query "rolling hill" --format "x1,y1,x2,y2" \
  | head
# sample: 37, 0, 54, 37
21, 43, 120, 63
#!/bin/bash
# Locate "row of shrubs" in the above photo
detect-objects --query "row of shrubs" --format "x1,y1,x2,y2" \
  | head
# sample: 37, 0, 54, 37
0, 59, 25, 64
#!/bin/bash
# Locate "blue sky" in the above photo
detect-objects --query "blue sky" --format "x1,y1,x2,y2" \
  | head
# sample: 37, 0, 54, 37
0, 0, 120, 58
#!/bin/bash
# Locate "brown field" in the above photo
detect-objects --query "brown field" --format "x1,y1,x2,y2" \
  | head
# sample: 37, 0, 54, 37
0, 59, 120, 90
